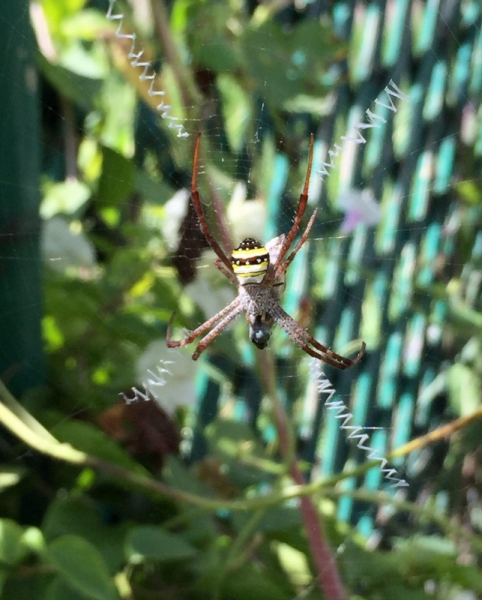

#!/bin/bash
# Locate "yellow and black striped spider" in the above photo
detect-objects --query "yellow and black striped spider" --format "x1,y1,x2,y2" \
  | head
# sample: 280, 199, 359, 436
167, 134, 366, 369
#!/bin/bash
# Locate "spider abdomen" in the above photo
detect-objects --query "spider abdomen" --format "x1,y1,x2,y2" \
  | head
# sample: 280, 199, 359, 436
231, 238, 269, 285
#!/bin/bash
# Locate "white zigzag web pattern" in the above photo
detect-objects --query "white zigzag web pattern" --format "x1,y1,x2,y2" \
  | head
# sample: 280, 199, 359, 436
317, 80, 407, 180
120, 360, 174, 404
311, 361, 409, 488
106, 0, 189, 138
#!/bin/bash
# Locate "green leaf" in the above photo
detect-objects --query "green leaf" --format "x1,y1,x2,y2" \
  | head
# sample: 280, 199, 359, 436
61, 10, 109, 41
163, 456, 215, 498
41, 0, 88, 31
46, 576, 89, 600
38, 53, 102, 112
0, 519, 27, 565
43, 535, 118, 600
220, 563, 291, 600
234, 507, 301, 534
2, 571, 53, 600
446, 363, 481, 417
60, 43, 108, 80
451, 563, 482, 593
0, 568, 8, 597
197, 40, 240, 72
455, 180, 482, 205
396, 534, 457, 558
218, 74, 252, 151
125, 526, 197, 563
449, 299, 482, 330
0, 466, 25, 491
42, 496, 126, 573
41, 180, 91, 218
135, 169, 174, 205
21, 527, 45, 554
241, 21, 336, 109
53, 420, 147, 473
276, 543, 311, 587
97, 147, 135, 207
242, 25, 300, 108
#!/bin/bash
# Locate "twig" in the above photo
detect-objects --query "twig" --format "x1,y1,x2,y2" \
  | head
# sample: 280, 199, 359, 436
257, 352, 347, 600
150, 0, 203, 109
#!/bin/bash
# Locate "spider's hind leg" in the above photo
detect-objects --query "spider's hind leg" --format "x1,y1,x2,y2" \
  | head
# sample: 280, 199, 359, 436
166, 297, 242, 354
192, 303, 244, 359
267, 300, 365, 369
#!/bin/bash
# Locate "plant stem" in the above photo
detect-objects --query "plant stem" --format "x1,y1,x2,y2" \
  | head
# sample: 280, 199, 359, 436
257, 352, 347, 600
150, 0, 203, 109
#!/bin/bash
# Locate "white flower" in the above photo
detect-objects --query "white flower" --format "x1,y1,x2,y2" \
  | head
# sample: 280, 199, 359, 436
162, 188, 190, 251
135, 340, 197, 414
227, 182, 266, 244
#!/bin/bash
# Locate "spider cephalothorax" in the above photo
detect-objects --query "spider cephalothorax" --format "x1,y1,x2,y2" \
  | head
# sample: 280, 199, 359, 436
167, 133, 366, 369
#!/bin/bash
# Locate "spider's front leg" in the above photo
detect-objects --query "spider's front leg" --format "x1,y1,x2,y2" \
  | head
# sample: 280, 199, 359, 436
270, 133, 314, 274
214, 257, 238, 284
190, 133, 235, 276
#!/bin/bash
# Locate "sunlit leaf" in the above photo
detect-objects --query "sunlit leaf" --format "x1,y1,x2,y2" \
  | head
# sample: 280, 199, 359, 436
446, 363, 481, 417
61, 9, 108, 40
41, 181, 91, 218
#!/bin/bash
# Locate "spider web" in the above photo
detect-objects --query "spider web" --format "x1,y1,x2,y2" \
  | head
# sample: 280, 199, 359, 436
1, 0, 481, 554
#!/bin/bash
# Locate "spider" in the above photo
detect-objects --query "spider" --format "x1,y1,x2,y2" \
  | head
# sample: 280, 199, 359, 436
166, 133, 366, 369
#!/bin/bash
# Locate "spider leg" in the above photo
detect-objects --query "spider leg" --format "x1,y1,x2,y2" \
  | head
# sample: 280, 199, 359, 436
214, 258, 238, 284
191, 303, 244, 360
274, 208, 318, 278
191, 133, 234, 275
267, 301, 365, 370
166, 297, 241, 349
271, 133, 314, 274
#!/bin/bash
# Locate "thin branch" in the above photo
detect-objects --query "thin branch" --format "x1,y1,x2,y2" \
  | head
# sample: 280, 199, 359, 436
257, 352, 347, 600
0, 380, 300, 513
150, 0, 203, 109
324, 407, 482, 486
